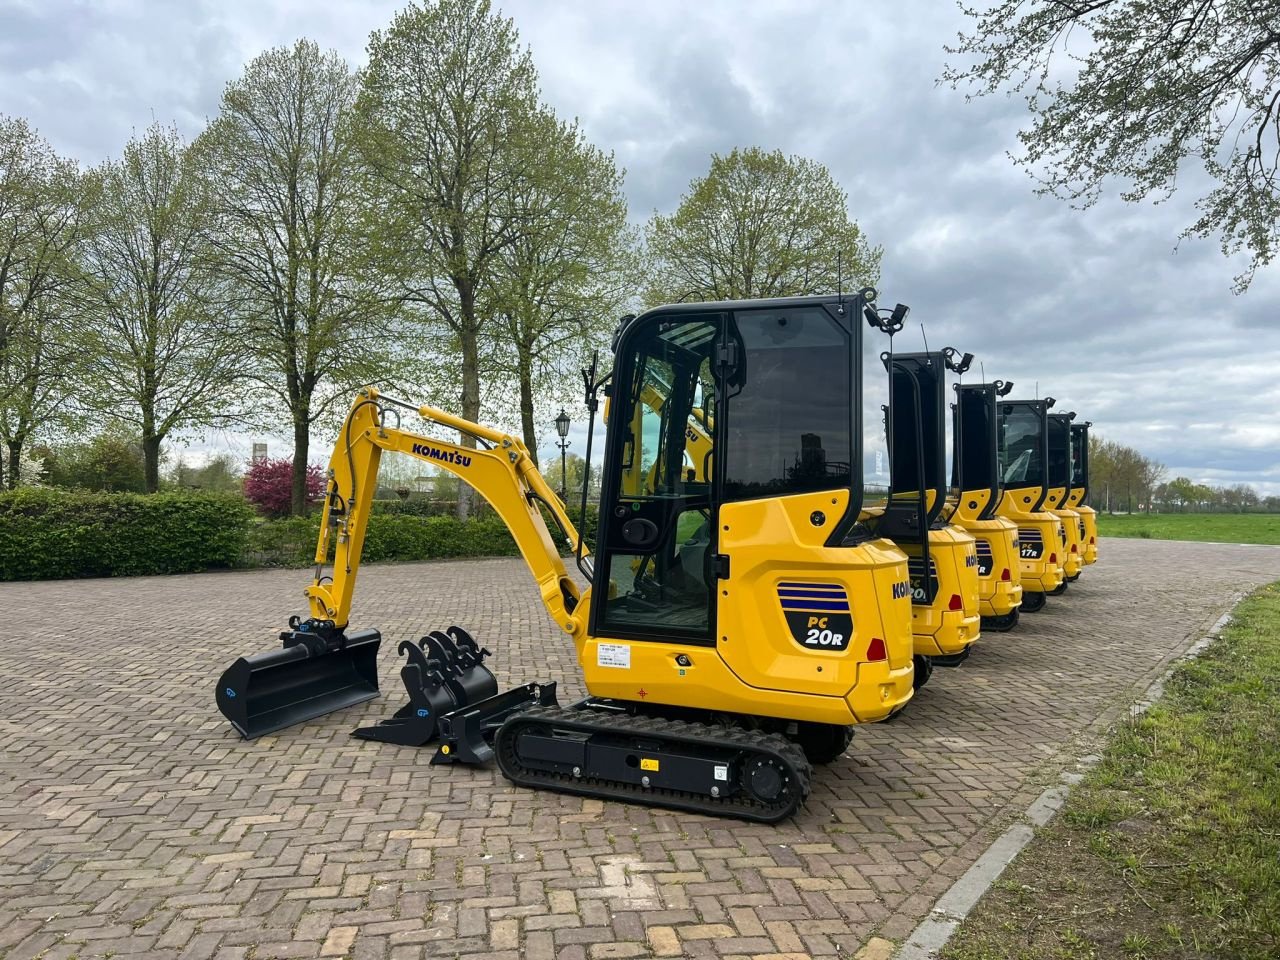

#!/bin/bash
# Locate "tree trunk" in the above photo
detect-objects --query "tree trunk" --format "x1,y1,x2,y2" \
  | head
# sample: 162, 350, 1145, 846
455, 287, 481, 521
6, 440, 20, 491
517, 339, 537, 468
292, 416, 310, 516
141, 434, 163, 493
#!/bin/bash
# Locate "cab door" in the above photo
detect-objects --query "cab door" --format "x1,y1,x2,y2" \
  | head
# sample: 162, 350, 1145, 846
590, 313, 723, 646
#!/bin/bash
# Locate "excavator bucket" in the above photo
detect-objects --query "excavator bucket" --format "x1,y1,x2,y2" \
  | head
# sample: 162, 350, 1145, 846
351, 625, 498, 746
216, 626, 381, 739
352, 639, 459, 745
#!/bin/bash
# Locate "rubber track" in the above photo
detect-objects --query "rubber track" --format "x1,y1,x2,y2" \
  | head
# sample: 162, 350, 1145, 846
495, 705, 812, 823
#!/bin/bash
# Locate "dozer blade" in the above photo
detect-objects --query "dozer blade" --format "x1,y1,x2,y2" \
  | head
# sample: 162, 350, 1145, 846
216, 627, 381, 739
430, 682, 559, 766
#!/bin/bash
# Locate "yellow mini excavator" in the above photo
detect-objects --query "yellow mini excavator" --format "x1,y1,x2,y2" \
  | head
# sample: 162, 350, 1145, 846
859, 332, 981, 688
995, 398, 1065, 611
1046, 411, 1084, 587
944, 378, 1023, 632
1069, 420, 1098, 565
216, 292, 918, 823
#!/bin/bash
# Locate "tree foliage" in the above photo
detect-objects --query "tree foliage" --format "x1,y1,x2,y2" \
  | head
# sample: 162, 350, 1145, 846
1089, 434, 1167, 512
944, 1, 1280, 290
0, 116, 84, 488
79, 122, 239, 493
197, 39, 393, 515
33, 428, 150, 493
644, 147, 881, 306
243, 455, 324, 518
169, 452, 243, 493
357, 0, 541, 516
484, 108, 637, 462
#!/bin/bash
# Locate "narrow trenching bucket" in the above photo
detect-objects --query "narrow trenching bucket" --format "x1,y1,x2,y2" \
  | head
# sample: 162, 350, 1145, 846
216, 627, 381, 739
352, 639, 459, 746
351, 625, 497, 747
422, 627, 497, 705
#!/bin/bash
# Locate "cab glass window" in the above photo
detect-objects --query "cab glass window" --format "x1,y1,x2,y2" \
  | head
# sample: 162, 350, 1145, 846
722, 307, 851, 500
999, 404, 1044, 488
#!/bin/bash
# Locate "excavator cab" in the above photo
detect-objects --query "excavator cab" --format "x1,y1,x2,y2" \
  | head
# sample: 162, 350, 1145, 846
1047, 412, 1084, 584
995, 399, 1065, 611
947, 380, 1023, 631
589, 299, 915, 726
865, 348, 980, 685
1069, 421, 1098, 565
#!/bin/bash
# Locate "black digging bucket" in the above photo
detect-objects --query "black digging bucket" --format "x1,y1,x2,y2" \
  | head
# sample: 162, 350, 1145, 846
216, 627, 381, 739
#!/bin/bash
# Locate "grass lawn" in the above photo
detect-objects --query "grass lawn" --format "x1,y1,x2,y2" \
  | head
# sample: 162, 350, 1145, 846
1098, 512, 1280, 545
942, 582, 1280, 960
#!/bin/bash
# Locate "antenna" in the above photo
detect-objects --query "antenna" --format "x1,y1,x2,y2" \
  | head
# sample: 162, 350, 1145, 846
837, 250, 844, 308
921, 323, 930, 356
1035, 380, 1039, 400
980, 361, 986, 384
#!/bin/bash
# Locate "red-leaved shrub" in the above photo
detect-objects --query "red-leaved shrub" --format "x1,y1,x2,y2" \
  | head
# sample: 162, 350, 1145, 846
243, 457, 324, 517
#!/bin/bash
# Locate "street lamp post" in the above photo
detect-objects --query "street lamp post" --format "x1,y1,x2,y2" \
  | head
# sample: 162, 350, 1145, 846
554, 408, 572, 500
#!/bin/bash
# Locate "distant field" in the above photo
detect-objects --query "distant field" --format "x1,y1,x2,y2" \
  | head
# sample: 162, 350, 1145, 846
1097, 512, 1280, 546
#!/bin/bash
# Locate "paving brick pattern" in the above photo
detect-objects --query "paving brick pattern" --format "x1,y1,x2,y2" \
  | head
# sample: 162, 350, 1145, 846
3, 538, 1280, 960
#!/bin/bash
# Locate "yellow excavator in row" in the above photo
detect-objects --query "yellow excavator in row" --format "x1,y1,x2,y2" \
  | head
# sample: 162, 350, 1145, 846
860, 344, 981, 689
1070, 421, 1098, 566
945, 379, 1023, 632
217, 292, 923, 823
996, 397, 1076, 611
1047, 411, 1085, 585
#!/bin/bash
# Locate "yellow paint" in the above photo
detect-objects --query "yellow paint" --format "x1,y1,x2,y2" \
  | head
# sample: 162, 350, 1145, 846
946, 489, 1022, 618
996, 486, 1066, 593
1077, 504, 1099, 565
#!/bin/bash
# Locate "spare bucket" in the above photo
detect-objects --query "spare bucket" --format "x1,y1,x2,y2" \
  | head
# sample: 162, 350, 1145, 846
216, 627, 381, 739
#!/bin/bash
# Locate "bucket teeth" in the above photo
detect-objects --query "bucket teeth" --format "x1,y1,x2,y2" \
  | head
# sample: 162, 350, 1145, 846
352, 626, 497, 746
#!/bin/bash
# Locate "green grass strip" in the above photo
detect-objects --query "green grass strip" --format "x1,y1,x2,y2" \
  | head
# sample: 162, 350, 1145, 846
944, 582, 1280, 960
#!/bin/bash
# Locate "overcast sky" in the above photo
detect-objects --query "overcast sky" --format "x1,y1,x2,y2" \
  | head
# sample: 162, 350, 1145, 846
3, 0, 1277, 492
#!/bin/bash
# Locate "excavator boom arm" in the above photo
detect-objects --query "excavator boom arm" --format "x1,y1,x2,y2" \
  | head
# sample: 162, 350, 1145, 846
307, 388, 588, 639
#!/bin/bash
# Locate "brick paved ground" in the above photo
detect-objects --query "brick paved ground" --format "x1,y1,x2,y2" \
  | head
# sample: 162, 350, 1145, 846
3, 538, 1280, 960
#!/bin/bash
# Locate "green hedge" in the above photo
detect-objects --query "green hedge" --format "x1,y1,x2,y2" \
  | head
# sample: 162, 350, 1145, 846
244, 514, 522, 567
0, 488, 592, 579
0, 488, 255, 580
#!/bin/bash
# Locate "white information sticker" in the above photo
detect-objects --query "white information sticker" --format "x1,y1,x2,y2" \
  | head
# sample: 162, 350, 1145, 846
713, 765, 729, 782
597, 643, 631, 669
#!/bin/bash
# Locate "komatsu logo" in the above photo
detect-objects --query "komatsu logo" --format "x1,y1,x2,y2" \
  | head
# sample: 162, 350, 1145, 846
411, 442, 471, 467
891, 580, 911, 600
965, 554, 979, 568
